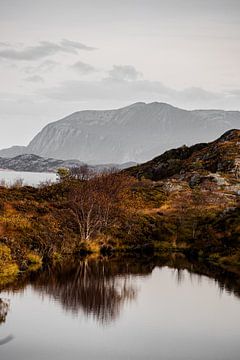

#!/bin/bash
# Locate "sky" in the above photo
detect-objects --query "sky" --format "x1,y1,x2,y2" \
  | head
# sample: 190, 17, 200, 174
0, 0, 240, 148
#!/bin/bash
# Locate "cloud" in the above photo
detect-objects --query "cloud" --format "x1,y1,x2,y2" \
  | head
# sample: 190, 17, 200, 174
23, 60, 59, 74
37, 78, 208, 101
71, 60, 96, 74
0, 42, 10, 47
61, 39, 96, 51
25, 75, 44, 83
107, 65, 142, 81
0, 39, 96, 61
39, 75, 240, 110
227, 89, 240, 96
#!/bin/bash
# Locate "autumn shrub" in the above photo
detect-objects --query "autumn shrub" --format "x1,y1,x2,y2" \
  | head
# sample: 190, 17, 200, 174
0, 244, 19, 278
0, 214, 31, 230
26, 252, 42, 265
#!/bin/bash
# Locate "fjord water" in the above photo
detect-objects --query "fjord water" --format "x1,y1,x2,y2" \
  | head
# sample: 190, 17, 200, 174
0, 170, 56, 186
1, 258, 240, 360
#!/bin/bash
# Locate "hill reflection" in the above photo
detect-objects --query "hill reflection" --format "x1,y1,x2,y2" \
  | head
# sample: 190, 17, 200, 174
1, 255, 240, 325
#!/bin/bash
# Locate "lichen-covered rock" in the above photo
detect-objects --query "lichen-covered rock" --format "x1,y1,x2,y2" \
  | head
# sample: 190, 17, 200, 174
127, 129, 240, 183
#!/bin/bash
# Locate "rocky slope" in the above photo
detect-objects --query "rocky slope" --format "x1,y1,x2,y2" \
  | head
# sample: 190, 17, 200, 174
0, 102, 239, 163
0, 154, 135, 173
126, 129, 240, 183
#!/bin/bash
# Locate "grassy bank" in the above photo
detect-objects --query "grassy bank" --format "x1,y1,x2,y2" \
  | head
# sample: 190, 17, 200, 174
0, 171, 239, 284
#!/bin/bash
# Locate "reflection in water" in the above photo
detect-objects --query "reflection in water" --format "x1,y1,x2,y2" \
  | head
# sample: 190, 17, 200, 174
32, 259, 140, 324
1, 255, 240, 360
164, 254, 240, 299
0, 335, 14, 346
0, 298, 14, 346
1, 255, 240, 326
0, 298, 9, 325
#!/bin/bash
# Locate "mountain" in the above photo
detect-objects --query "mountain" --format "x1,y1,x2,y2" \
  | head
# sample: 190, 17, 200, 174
0, 154, 135, 173
0, 102, 240, 163
0, 145, 28, 158
126, 129, 240, 182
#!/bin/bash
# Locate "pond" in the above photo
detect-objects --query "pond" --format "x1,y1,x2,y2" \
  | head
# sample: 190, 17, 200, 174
1, 257, 240, 360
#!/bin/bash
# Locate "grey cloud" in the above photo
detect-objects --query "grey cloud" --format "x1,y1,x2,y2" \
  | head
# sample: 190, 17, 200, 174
24, 60, 59, 74
0, 42, 10, 47
61, 39, 96, 51
25, 75, 44, 83
107, 65, 142, 81
179, 87, 221, 102
0, 39, 96, 61
71, 60, 96, 74
227, 89, 240, 96
0, 41, 72, 60
39, 77, 240, 109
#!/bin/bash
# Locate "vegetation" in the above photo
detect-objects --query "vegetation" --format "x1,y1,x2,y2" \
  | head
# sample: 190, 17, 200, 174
0, 130, 240, 281
0, 244, 19, 283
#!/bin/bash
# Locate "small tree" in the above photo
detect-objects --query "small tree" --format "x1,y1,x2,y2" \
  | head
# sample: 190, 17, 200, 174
69, 165, 93, 181
56, 168, 70, 182
68, 171, 132, 241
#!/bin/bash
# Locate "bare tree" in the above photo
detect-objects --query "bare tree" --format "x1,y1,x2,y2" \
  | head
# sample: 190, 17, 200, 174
69, 165, 94, 181
68, 171, 132, 241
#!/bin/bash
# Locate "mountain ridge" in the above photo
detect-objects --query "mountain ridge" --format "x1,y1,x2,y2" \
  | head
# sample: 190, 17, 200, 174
1, 102, 240, 163
0, 154, 135, 173
126, 129, 240, 182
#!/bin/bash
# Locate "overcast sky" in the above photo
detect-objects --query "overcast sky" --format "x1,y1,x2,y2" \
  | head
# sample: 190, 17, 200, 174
1, 0, 240, 148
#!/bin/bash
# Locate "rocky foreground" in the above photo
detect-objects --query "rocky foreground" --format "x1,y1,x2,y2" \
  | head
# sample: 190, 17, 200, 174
127, 129, 240, 192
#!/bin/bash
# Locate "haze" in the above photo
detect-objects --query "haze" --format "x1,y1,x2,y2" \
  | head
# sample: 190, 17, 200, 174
0, 0, 240, 148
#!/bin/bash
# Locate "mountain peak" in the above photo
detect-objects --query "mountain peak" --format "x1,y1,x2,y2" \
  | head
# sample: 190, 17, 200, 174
0, 103, 239, 163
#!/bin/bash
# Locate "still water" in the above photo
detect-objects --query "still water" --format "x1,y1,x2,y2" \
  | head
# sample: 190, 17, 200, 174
1, 257, 240, 360
0, 170, 56, 187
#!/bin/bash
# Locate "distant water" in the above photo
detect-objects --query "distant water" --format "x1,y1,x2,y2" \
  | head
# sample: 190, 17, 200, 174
0, 170, 57, 187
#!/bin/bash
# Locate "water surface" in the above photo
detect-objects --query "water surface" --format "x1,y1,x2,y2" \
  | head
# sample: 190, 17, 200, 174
1, 258, 240, 360
0, 170, 56, 187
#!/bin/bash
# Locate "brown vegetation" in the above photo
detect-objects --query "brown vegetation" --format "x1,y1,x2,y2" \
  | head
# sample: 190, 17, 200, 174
0, 130, 240, 278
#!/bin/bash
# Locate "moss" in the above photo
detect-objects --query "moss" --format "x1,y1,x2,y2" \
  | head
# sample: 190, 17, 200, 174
0, 244, 19, 282
51, 252, 63, 263
218, 254, 240, 266
26, 252, 42, 265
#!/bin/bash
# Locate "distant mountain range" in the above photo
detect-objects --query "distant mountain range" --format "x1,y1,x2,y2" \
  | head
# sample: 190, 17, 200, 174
0, 154, 135, 173
1, 102, 240, 164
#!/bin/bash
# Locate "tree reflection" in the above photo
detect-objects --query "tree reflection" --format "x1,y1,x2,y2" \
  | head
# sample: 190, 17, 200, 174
1, 254, 240, 327
0, 298, 9, 325
0, 298, 14, 346
32, 259, 142, 324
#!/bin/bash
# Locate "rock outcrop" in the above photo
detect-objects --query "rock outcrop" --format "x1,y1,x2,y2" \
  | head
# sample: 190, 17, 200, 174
126, 129, 240, 183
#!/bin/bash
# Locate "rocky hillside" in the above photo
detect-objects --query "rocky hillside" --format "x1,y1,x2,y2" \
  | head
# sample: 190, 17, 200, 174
0, 154, 135, 173
0, 154, 83, 173
0, 102, 239, 163
127, 129, 240, 182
